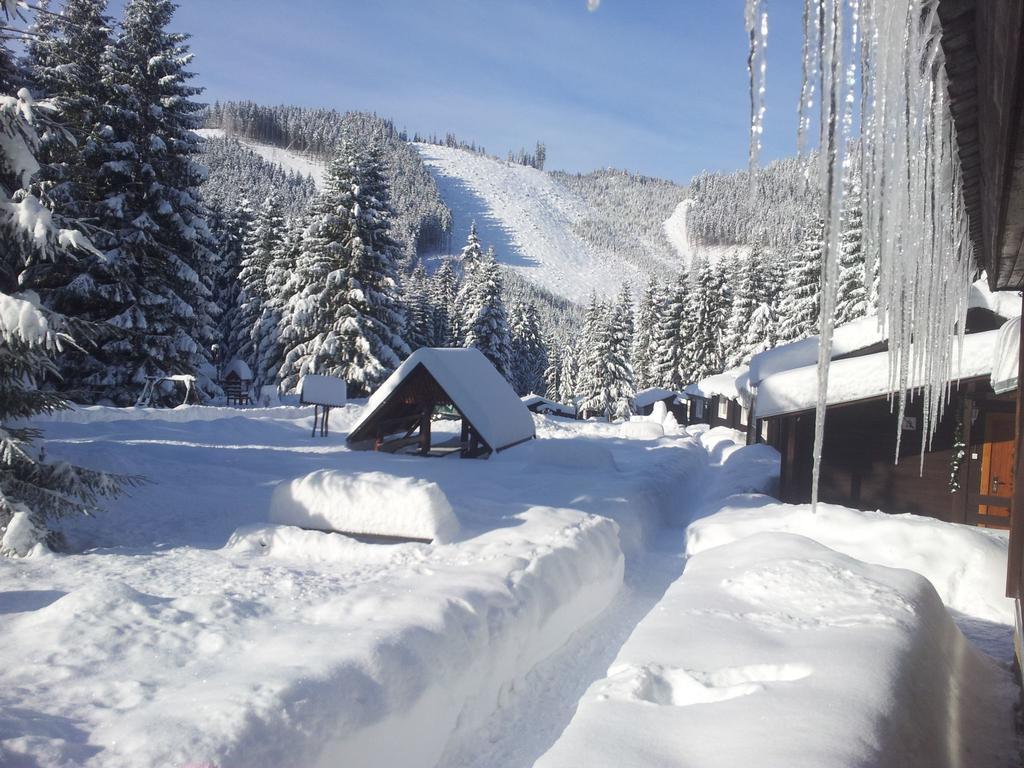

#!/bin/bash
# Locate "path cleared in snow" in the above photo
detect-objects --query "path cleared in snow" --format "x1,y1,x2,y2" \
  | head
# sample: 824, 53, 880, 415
196, 128, 326, 188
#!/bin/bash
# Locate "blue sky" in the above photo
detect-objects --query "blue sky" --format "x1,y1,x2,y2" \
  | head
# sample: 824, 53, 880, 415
163, 0, 807, 184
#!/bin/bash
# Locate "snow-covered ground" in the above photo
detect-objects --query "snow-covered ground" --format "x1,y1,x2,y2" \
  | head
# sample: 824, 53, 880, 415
663, 198, 748, 267
0, 408, 1017, 767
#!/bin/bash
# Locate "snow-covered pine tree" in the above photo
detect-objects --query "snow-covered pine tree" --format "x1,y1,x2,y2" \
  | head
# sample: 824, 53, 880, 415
652, 274, 689, 390
75, 0, 220, 404
724, 246, 763, 368
428, 258, 458, 347
226, 195, 283, 368
402, 262, 433, 351
279, 143, 409, 396
687, 256, 728, 380
216, 198, 254, 361
463, 247, 512, 380
0, 57, 125, 554
252, 214, 304, 387
632, 278, 661, 390
776, 217, 825, 344
510, 299, 547, 395
835, 177, 868, 325
453, 223, 485, 344
742, 302, 777, 360
579, 293, 634, 421
559, 342, 579, 406
544, 338, 561, 401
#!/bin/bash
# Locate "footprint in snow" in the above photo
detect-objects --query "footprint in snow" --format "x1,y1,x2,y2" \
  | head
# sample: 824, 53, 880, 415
595, 662, 812, 707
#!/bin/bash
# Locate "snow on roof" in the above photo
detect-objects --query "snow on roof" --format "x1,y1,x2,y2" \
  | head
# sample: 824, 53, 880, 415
683, 367, 749, 404
298, 374, 347, 407
521, 394, 576, 417
746, 315, 888, 389
353, 348, 535, 453
755, 327, 1002, 420
632, 387, 680, 409
224, 358, 253, 381
992, 316, 1020, 395
969, 275, 1022, 319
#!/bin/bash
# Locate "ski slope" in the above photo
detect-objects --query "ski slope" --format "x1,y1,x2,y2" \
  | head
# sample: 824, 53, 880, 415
415, 143, 647, 303
664, 198, 749, 267
196, 128, 326, 188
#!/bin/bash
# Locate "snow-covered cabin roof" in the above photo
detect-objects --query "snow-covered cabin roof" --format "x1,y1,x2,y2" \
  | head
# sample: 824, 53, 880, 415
755, 327, 1002, 420
746, 315, 888, 389
521, 394, 576, 418
684, 367, 749, 406
224, 358, 253, 381
351, 348, 535, 454
969, 275, 1022, 320
632, 387, 681, 410
298, 374, 347, 407
992, 316, 1020, 395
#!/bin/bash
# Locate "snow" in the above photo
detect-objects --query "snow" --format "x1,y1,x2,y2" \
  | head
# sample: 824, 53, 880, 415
521, 394, 576, 418
684, 366, 748, 403
632, 386, 679, 410
755, 327, 1002, 420
619, 420, 665, 440
0, 290, 50, 346
662, 197, 748, 267
195, 128, 326, 188
415, 143, 645, 302
268, 469, 460, 543
351, 347, 534, 454
223, 357, 253, 380
970, 275, 1022, 320
1, 400, 1017, 766
298, 373, 347, 407
746, 314, 888, 388
992, 316, 1020, 395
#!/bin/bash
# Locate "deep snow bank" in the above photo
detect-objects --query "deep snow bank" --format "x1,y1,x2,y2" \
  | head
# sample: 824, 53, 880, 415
535, 532, 1017, 768
269, 470, 460, 543
686, 498, 1013, 624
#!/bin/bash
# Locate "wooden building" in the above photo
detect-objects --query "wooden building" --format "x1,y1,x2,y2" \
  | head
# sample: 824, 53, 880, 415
347, 348, 536, 458
683, 368, 750, 431
521, 394, 577, 419
632, 388, 687, 422
935, 0, 1024, 657
754, 326, 1009, 524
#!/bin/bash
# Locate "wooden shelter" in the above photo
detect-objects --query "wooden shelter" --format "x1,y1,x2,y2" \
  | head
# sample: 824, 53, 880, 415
521, 394, 577, 418
222, 359, 253, 406
347, 348, 536, 458
683, 368, 750, 431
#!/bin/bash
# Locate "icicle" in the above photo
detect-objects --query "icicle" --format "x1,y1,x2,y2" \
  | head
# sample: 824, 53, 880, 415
746, 0, 768, 171
754, 0, 975, 509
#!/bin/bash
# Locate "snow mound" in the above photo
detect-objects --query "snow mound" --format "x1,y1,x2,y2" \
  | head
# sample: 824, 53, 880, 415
269, 470, 460, 543
686, 499, 1013, 624
620, 420, 665, 440
536, 532, 1016, 768
227, 524, 427, 564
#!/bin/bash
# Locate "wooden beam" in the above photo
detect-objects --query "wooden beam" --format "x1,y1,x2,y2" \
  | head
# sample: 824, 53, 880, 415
1007, 291, 1024, 597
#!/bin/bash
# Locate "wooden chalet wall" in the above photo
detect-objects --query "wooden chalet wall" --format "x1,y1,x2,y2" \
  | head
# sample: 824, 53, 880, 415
769, 384, 991, 521
707, 396, 748, 432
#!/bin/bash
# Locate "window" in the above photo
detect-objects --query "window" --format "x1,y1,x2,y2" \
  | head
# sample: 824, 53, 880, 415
740, 406, 749, 426
760, 420, 769, 441
694, 399, 704, 418
717, 399, 729, 419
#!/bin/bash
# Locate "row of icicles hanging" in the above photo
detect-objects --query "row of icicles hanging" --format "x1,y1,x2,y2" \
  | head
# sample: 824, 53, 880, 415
745, 0, 976, 508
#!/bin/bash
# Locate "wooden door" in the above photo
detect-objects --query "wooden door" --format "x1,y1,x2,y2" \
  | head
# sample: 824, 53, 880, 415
979, 412, 1015, 528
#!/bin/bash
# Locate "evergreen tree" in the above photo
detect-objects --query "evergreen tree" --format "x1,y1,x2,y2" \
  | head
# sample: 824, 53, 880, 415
402, 263, 433, 351
835, 179, 868, 325
453, 223, 484, 343
253, 214, 303, 387
742, 302, 777, 360
724, 247, 763, 368
463, 248, 512, 380
632, 278, 661, 390
579, 294, 634, 420
544, 338, 562, 401
510, 300, 547, 395
216, 198, 254, 360
229, 195, 283, 366
687, 256, 729, 380
429, 259, 458, 347
559, 342, 579, 406
653, 274, 689, 389
279, 145, 409, 396
777, 217, 825, 343
75, 0, 220, 404
0, 53, 125, 554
